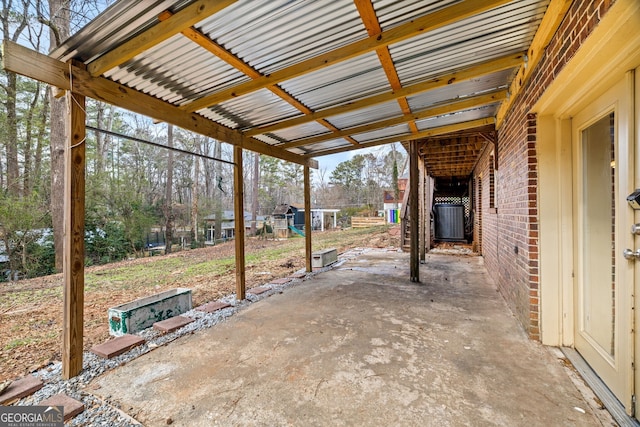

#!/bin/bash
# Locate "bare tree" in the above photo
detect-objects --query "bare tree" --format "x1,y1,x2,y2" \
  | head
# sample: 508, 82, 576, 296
191, 148, 199, 246
250, 152, 259, 235
46, 0, 70, 272
164, 124, 174, 253
1, 0, 29, 196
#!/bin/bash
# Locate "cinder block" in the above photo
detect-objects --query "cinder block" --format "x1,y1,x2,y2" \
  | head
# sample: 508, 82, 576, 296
40, 393, 84, 421
108, 288, 192, 336
153, 315, 194, 333
0, 375, 43, 404
91, 334, 145, 359
312, 248, 338, 268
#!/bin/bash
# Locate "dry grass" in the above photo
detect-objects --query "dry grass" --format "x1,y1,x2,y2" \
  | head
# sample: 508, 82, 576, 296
0, 225, 399, 381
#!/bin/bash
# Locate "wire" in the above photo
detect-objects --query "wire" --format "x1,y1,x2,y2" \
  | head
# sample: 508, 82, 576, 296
86, 125, 236, 166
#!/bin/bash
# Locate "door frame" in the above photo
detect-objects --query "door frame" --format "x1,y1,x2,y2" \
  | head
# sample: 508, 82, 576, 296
571, 76, 634, 407
533, 0, 640, 416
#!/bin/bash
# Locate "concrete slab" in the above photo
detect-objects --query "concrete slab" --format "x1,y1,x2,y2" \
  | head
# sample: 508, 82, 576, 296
91, 334, 145, 359
40, 393, 84, 421
247, 286, 269, 295
194, 301, 231, 313
153, 316, 194, 333
0, 375, 43, 404
92, 251, 605, 426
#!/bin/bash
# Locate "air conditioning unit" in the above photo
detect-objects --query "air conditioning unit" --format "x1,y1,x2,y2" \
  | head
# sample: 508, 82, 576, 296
434, 204, 464, 241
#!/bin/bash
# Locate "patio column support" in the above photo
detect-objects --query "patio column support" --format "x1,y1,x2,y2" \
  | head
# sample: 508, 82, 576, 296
234, 146, 246, 300
62, 87, 86, 379
409, 140, 420, 282
304, 165, 312, 272
425, 176, 433, 252
418, 155, 426, 261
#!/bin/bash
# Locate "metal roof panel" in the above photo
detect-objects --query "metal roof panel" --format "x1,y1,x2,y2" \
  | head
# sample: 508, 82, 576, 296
415, 105, 499, 131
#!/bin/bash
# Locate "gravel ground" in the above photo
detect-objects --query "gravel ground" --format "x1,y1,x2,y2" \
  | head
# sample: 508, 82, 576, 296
15, 247, 378, 426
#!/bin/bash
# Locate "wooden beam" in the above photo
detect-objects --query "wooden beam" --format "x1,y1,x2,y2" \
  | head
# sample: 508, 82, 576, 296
62, 89, 85, 379
425, 176, 433, 251
354, 0, 419, 133
2, 41, 310, 167
305, 118, 495, 158
418, 157, 426, 261
233, 146, 246, 300
304, 166, 312, 273
245, 54, 521, 137
158, 10, 359, 147
280, 91, 506, 149
409, 140, 419, 282
88, 0, 237, 76
495, 0, 572, 127
182, 0, 512, 112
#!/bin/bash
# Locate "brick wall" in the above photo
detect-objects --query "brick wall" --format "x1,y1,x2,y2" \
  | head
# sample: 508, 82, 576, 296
475, 0, 616, 340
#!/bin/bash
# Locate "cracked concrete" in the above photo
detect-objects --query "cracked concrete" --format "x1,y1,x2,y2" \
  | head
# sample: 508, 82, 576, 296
92, 250, 611, 426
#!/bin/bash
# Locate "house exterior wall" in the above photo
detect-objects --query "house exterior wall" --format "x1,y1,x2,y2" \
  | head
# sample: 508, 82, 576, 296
475, 0, 617, 340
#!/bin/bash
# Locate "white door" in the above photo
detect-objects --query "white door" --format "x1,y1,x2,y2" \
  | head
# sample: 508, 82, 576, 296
573, 73, 635, 412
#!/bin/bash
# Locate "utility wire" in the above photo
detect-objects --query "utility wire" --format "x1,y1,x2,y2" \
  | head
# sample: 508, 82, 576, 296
86, 125, 236, 166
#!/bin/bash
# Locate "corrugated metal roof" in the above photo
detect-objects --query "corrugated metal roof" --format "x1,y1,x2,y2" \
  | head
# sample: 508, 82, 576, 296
47, 0, 552, 174
416, 105, 499, 131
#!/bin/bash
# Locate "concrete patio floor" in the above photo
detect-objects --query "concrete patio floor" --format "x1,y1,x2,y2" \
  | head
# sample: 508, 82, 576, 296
92, 249, 612, 426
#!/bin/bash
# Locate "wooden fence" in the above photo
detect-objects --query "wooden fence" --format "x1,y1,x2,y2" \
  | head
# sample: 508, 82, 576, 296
351, 216, 386, 228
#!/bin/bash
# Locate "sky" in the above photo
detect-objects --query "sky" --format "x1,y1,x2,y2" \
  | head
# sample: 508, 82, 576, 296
314, 142, 402, 176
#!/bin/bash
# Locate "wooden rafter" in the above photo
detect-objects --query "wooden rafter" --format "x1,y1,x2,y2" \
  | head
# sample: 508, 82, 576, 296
305, 118, 495, 158
246, 54, 521, 137
181, 0, 512, 113
354, 0, 419, 134
280, 91, 506, 150
158, 10, 360, 147
496, 0, 572, 127
2, 41, 312, 167
87, 0, 237, 76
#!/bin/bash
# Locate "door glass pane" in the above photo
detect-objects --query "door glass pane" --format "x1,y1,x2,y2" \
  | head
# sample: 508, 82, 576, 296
581, 112, 616, 357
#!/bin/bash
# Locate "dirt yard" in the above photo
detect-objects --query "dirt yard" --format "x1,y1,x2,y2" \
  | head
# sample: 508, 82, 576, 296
0, 225, 399, 381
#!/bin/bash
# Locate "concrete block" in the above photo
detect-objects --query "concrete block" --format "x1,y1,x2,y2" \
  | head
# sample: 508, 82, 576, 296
153, 315, 194, 333
195, 301, 231, 313
91, 334, 145, 359
0, 375, 43, 404
40, 393, 84, 421
312, 248, 338, 268
108, 288, 192, 336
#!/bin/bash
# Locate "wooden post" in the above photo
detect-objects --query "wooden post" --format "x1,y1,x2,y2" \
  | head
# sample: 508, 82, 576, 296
304, 165, 312, 272
418, 156, 426, 261
426, 176, 433, 252
409, 140, 419, 282
62, 89, 85, 379
233, 146, 246, 300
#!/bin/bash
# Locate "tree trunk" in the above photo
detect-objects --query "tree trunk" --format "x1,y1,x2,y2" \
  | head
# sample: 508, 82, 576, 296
214, 141, 223, 242
33, 91, 50, 194
22, 83, 42, 196
95, 102, 104, 175
5, 71, 20, 196
164, 124, 174, 253
191, 155, 200, 246
250, 153, 259, 235
49, 0, 70, 272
